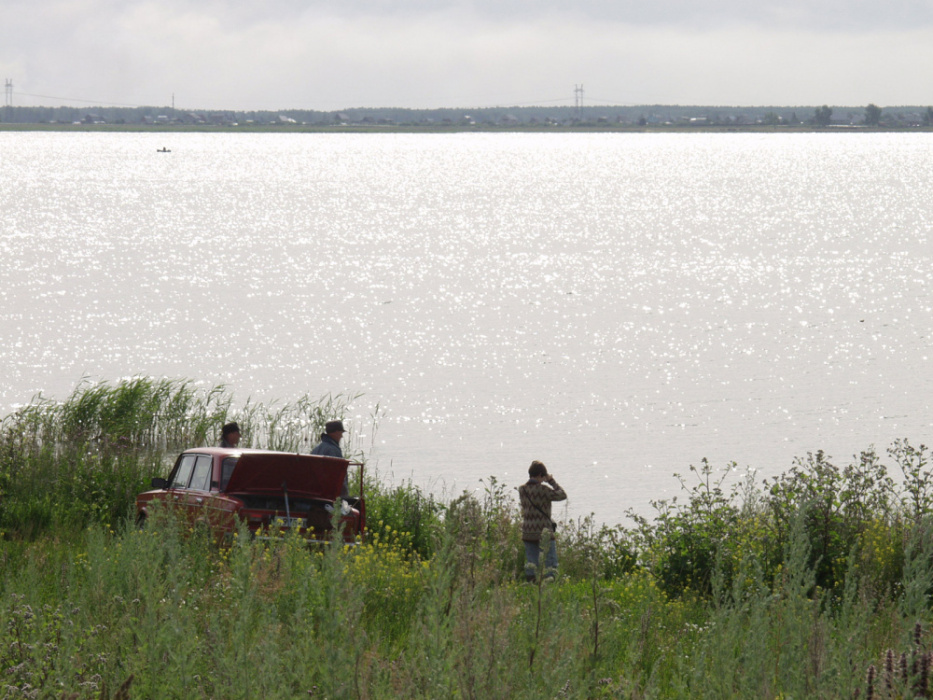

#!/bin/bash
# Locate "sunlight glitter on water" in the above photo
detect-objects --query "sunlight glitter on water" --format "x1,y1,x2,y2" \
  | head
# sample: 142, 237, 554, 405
1, 131, 931, 525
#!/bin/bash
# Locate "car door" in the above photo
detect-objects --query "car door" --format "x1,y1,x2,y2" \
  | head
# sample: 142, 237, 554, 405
185, 454, 239, 535
207, 456, 241, 534
159, 452, 198, 518
182, 453, 215, 527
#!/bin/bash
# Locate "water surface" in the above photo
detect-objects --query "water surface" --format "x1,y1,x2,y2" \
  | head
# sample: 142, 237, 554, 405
1, 131, 930, 525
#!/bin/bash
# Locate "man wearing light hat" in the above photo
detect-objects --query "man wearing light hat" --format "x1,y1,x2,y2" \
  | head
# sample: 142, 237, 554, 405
312, 420, 350, 499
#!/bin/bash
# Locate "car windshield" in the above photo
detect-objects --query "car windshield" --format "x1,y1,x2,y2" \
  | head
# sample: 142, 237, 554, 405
171, 454, 196, 489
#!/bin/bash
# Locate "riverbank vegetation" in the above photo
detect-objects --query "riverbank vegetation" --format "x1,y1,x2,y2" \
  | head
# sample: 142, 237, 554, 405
1, 378, 931, 698
3, 122, 933, 136
4, 103, 933, 131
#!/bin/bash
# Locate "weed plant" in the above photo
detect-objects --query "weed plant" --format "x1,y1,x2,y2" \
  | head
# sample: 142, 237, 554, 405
3, 379, 933, 697
0, 379, 360, 539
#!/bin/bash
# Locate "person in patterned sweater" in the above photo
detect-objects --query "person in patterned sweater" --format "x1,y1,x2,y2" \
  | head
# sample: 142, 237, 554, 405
518, 460, 567, 581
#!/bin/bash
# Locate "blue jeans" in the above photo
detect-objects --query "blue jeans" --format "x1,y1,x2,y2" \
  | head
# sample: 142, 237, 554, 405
524, 538, 558, 581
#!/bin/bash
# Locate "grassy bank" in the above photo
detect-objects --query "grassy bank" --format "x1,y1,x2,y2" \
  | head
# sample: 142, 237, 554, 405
1, 379, 932, 698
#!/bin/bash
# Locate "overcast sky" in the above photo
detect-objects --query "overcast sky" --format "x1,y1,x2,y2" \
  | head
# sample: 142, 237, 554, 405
3, 0, 933, 110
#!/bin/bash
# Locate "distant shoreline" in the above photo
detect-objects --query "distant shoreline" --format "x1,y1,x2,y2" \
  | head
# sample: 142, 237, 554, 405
2, 123, 932, 134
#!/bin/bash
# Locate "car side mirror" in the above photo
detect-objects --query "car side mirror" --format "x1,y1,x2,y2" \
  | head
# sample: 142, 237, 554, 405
151, 477, 169, 489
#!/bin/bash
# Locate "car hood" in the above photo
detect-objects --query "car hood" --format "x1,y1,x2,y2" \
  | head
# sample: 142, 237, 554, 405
224, 452, 349, 500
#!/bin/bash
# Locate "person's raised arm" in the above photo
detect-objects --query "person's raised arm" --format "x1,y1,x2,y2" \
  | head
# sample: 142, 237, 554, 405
545, 475, 567, 501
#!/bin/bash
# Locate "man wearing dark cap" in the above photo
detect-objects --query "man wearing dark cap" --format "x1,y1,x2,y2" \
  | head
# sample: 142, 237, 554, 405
312, 420, 350, 498
311, 420, 345, 458
219, 422, 241, 448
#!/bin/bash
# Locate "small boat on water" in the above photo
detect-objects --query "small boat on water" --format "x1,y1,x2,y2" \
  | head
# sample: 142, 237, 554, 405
157, 147, 171, 153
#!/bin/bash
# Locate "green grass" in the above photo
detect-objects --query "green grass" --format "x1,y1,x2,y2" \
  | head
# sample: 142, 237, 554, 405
2, 378, 933, 698
1, 514, 928, 698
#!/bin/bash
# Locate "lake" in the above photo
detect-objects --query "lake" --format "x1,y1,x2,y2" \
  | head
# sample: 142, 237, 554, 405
1, 130, 930, 526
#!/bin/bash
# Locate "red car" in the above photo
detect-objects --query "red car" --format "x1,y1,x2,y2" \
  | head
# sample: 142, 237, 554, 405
136, 447, 365, 543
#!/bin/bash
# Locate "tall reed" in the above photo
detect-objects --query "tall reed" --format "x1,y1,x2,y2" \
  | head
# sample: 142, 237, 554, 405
0, 379, 360, 539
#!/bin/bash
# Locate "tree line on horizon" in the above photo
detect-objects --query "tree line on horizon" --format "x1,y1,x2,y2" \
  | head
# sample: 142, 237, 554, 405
3, 102, 933, 128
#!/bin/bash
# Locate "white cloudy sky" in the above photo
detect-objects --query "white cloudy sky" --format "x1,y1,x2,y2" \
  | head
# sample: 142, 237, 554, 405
3, 0, 933, 110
